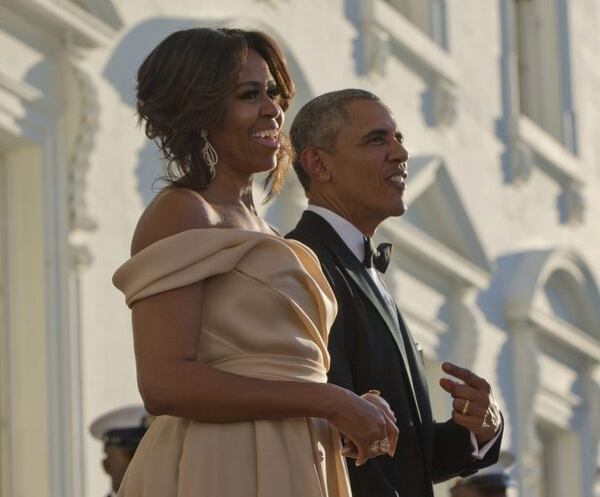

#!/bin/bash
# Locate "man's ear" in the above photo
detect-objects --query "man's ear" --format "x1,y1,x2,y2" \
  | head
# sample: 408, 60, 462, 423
300, 148, 331, 183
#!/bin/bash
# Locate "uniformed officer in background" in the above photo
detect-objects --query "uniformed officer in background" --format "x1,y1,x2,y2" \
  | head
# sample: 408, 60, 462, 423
90, 405, 153, 497
450, 451, 515, 497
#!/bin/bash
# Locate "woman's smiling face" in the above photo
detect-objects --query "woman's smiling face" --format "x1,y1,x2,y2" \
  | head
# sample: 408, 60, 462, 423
208, 48, 285, 177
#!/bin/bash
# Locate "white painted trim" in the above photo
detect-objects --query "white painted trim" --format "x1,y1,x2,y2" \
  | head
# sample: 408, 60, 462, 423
402, 155, 440, 206
0, 71, 50, 144
41, 129, 86, 497
360, 0, 458, 83
0, 45, 89, 497
505, 248, 600, 345
513, 115, 584, 185
381, 222, 490, 289
0, 72, 43, 103
5, 0, 117, 48
529, 308, 600, 362
0, 158, 14, 497
399, 155, 493, 274
535, 386, 579, 429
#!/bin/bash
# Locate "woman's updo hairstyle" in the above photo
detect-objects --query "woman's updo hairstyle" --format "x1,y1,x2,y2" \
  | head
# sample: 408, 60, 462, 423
136, 27, 295, 198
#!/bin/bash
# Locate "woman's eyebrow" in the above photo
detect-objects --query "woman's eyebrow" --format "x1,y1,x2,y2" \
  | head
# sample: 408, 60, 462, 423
234, 80, 277, 89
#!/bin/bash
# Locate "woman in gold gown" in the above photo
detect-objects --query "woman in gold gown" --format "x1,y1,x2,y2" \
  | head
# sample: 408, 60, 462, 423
113, 27, 397, 497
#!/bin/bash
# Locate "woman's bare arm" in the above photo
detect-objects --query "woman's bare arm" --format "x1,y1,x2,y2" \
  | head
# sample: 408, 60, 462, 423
128, 189, 397, 463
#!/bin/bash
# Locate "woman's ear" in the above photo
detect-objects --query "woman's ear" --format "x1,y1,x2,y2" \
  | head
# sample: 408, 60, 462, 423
300, 148, 331, 183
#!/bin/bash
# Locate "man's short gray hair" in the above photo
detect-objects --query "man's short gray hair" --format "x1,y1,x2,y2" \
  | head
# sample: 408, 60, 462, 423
290, 89, 380, 191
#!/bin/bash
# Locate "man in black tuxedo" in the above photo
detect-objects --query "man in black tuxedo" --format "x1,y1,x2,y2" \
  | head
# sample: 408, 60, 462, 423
286, 89, 502, 497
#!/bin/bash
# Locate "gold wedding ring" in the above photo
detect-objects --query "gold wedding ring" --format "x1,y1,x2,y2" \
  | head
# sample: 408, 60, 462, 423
461, 399, 470, 415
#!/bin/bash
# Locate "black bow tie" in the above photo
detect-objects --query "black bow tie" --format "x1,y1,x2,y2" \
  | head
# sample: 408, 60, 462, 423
363, 237, 392, 273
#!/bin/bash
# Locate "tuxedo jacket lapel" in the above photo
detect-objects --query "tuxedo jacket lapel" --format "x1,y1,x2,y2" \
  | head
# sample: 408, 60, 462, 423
294, 212, 422, 420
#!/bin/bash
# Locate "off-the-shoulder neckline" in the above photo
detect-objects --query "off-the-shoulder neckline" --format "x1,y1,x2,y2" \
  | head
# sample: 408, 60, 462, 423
131, 227, 298, 258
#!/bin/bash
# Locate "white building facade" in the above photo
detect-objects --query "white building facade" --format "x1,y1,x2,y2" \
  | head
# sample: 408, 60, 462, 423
0, 1, 599, 496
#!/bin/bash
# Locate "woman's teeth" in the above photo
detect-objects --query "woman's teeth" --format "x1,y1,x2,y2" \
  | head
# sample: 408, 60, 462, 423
252, 129, 279, 149
252, 129, 278, 139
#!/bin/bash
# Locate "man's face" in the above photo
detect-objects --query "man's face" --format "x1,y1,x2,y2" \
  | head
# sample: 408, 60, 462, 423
319, 99, 408, 233
103, 446, 134, 492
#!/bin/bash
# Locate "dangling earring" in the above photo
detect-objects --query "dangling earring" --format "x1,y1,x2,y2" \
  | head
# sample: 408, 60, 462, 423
200, 129, 218, 168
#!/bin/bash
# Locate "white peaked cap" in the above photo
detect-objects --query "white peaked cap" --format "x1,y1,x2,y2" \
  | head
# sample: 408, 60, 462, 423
90, 404, 150, 441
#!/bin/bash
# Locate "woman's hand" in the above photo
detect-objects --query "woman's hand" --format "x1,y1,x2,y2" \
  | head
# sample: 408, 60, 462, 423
339, 390, 398, 462
326, 387, 399, 466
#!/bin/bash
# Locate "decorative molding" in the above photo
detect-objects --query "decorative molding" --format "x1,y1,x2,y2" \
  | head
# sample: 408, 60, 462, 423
505, 248, 600, 347
509, 115, 585, 224
510, 324, 542, 497
505, 248, 600, 497
560, 181, 585, 225
536, 384, 580, 429
363, 23, 391, 77
528, 309, 600, 363
73, 0, 123, 30
358, 0, 458, 127
381, 154, 491, 364
4, 0, 117, 48
0, 70, 48, 143
431, 77, 457, 127
578, 365, 600, 497
0, 72, 43, 104
69, 243, 93, 271
382, 222, 490, 289
67, 60, 99, 239
507, 140, 535, 185
384, 155, 493, 288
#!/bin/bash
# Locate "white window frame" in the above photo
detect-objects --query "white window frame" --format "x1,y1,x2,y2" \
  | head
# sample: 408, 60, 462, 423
505, 249, 600, 497
384, 0, 448, 50
514, 0, 576, 151
359, 0, 458, 127
0, 3, 117, 496
502, 0, 583, 224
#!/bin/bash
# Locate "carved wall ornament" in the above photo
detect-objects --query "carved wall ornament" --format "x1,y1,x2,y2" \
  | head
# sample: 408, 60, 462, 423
510, 324, 541, 497
579, 365, 600, 496
66, 58, 99, 269
560, 181, 585, 225
509, 140, 535, 185
363, 23, 391, 77
431, 78, 457, 127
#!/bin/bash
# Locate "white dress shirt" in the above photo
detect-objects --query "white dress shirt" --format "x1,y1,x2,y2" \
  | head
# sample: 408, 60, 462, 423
306, 204, 500, 459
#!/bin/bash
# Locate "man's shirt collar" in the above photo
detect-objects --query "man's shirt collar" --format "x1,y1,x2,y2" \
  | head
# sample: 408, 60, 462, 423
306, 204, 365, 262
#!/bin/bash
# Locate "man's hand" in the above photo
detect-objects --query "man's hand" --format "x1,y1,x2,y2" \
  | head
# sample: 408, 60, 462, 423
439, 362, 501, 445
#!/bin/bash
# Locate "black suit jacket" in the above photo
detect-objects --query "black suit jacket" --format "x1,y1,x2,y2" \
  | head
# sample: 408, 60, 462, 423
287, 211, 502, 497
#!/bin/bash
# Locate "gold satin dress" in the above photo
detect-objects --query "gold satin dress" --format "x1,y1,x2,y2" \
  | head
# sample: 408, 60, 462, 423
112, 229, 352, 497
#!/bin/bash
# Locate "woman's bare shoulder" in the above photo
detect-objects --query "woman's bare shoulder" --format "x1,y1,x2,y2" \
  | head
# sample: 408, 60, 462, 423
131, 188, 221, 256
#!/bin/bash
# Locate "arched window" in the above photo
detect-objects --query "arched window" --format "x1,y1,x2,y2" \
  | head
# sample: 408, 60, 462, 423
505, 249, 600, 497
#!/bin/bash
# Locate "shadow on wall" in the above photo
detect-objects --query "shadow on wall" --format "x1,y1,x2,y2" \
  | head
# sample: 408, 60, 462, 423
103, 16, 314, 213
135, 141, 165, 207
475, 251, 523, 444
